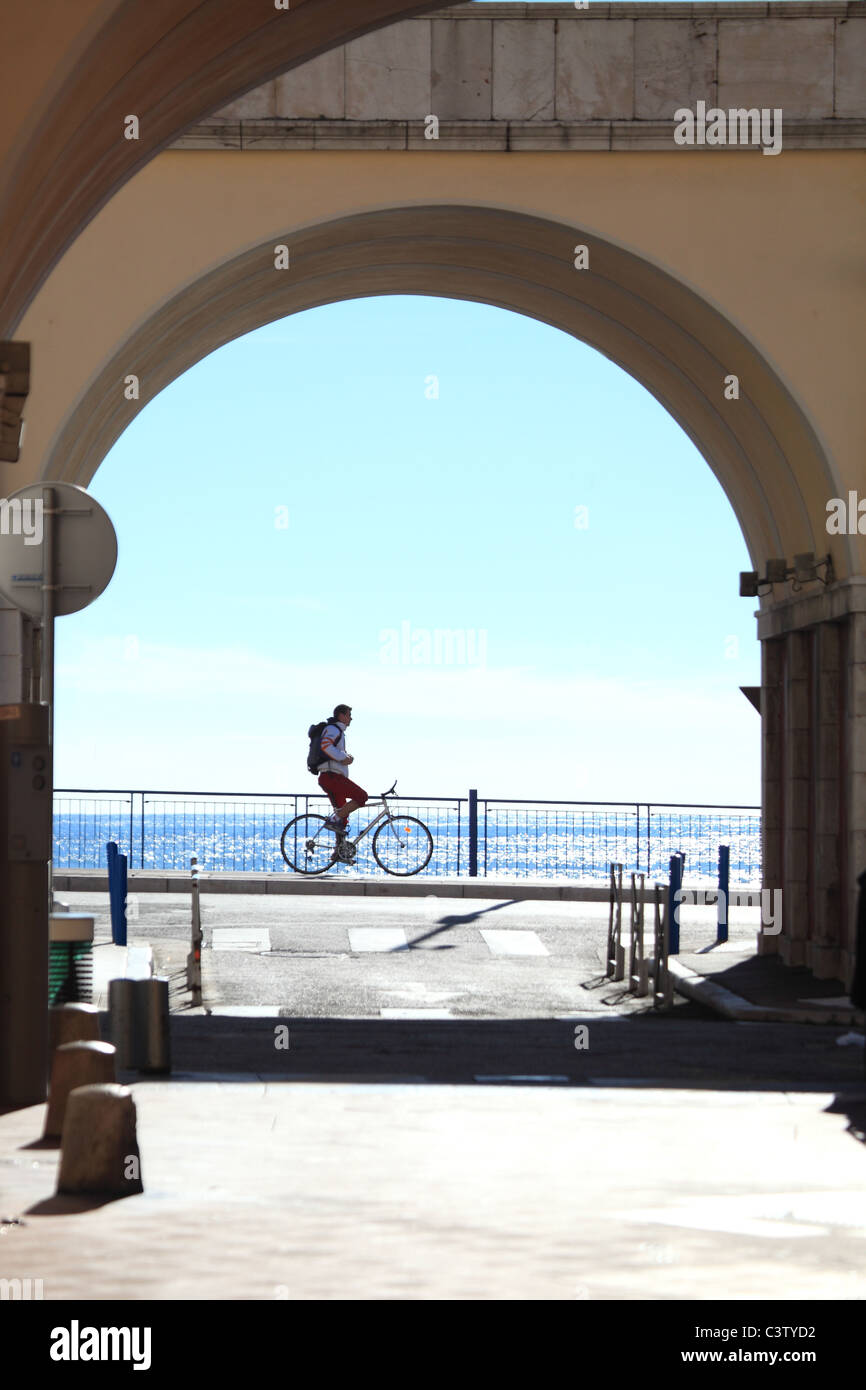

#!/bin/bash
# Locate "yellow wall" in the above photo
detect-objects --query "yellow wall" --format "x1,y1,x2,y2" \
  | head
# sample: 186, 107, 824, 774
9, 147, 866, 576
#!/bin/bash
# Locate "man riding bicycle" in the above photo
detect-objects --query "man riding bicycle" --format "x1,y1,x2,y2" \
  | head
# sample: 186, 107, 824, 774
318, 704, 368, 837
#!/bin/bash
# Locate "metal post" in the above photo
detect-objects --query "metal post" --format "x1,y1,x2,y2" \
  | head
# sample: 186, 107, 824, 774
717, 844, 730, 944
653, 882, 674, 1011
106, 841, 120, 943
187, 854, 202, 1006
137, 978, 171, 1073
606, 862, 625, 980
468, 788, 478, 878
667, 852, 685, 955
629, 871, 648, 995
117, 849, 128, 947
108, 978, 137, 1067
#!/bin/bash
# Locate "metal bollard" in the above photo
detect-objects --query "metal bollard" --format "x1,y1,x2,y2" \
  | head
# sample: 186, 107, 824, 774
108, 978, 137, 1068
187, 854, 202, 1007
138, 978, 170, 1073
109, 977, 171, 1074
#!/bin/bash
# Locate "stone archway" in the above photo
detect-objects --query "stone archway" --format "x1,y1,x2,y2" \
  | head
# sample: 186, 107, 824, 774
27, 201, 864, 985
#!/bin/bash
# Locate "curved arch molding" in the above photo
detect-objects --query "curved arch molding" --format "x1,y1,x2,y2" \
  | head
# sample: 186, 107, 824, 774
0, 0, 435, 335
46, 205, 837, 573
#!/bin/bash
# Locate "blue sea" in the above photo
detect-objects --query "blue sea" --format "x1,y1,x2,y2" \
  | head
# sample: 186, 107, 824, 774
52, 794, 762, 886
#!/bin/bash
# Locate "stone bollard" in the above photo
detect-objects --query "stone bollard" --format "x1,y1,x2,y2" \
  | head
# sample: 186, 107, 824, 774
57, 1084, 143, 1196
43, 1040, 117, 1140
49, 1002, 101, 1054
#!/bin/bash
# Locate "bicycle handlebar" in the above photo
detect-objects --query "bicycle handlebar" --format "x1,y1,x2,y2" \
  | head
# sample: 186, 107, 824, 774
379, 779, 397, 799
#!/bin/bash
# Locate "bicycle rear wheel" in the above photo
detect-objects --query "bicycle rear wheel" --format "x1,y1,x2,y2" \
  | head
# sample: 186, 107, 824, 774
280, 814, 337, 874
371, 815, 433, 876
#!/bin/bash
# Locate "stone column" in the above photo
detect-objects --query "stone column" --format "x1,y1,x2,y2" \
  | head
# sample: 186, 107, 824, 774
808, 621, 843, 978
759, 634, 784, 958
758, 581, 866, 990
780, 629, 811, 969
846, 609, 866, 981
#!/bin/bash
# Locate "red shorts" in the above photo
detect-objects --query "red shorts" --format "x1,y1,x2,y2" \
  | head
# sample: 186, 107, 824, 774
318, 772, 368, 810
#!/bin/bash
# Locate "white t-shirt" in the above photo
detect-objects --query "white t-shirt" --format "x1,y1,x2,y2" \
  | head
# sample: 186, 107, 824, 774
320, 720, 349, 777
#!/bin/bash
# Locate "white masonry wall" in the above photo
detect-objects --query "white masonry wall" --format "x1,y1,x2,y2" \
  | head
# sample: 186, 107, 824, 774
184, 2, 866, 147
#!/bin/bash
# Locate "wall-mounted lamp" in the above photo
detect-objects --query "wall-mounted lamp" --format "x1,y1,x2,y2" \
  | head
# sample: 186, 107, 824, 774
739, 552, 834, 598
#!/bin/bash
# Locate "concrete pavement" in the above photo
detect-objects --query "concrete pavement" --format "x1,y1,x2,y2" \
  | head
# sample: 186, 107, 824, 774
2, 1077, 865, 1301
1, 889, 862, 1301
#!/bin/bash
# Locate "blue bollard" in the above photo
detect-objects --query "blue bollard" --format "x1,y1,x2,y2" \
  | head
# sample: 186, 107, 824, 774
106, 841, 128, 946
717, 845, 730, 944
667, 852, 685, 955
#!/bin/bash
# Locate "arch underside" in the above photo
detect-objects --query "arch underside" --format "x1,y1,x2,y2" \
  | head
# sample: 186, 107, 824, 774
48, 205, 836, 573
1, 0, 435, 335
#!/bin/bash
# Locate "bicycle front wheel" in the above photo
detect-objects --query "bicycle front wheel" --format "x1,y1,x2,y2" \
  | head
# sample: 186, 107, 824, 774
371, 815, 433, 876
280, 814, 337, 874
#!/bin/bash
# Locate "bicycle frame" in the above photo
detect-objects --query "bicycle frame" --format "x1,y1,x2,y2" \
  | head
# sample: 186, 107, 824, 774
312, 788, 398, 849
343, 799, 392, 847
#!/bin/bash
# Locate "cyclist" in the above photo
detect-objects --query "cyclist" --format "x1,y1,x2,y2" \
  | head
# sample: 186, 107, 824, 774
319, 704, 368, 837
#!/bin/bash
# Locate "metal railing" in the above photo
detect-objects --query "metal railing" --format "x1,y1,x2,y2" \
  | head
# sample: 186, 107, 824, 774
52, 788, 761, 884
477, 796, 760, 883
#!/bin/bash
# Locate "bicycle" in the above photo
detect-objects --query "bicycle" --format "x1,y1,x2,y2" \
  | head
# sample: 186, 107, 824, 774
280, 780, 434, 877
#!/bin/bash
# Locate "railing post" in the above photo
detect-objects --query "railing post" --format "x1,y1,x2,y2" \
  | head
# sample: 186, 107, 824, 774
468, 789, 478, 878
717, 844, 730, 944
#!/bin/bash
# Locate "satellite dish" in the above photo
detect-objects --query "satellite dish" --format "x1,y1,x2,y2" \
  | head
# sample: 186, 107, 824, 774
0, 482, 117, 618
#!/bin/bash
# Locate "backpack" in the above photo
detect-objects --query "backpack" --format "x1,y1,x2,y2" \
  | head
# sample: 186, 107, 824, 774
307, 720, 337, 776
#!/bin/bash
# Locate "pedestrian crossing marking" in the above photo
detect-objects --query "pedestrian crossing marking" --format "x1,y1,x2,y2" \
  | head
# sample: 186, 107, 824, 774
380, 1008, 453, 1018
480, 929, 548, 956
211, 928, 271, 952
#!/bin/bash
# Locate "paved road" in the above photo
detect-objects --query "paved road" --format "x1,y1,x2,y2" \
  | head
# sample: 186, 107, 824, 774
65, 891, 864, 1092
71, 890, 754, 1020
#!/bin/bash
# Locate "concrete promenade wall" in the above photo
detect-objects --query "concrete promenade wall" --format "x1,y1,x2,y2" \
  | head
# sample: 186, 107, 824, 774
56, 870, 634, 903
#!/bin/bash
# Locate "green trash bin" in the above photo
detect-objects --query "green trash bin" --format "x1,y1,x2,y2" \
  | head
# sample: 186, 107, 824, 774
48, 915, 94, 1005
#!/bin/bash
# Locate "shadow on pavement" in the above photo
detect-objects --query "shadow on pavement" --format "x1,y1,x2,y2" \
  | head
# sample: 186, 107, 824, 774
404, 898, 520, 949
823, 1094, 866, 1144
25, 1193, 130, 1216
122, 1013, 866, 1093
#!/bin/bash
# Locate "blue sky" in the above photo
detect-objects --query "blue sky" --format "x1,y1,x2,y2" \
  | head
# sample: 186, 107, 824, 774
54, 295, 760, 804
